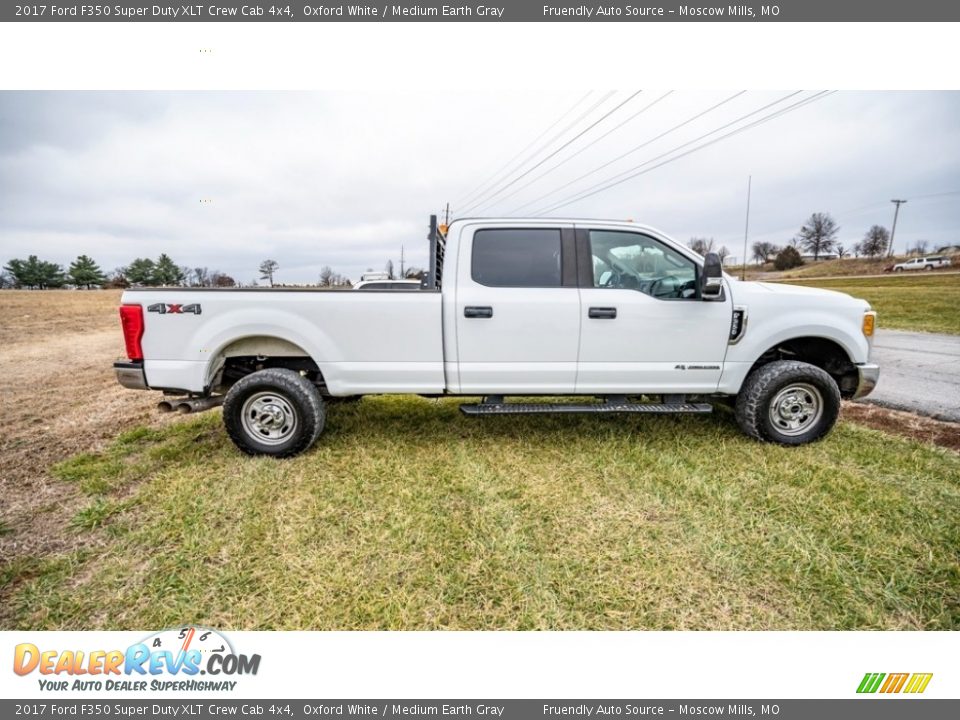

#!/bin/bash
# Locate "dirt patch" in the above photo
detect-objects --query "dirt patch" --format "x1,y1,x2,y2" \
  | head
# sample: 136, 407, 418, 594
0, 290, 176, 562
845, 401, 960, 452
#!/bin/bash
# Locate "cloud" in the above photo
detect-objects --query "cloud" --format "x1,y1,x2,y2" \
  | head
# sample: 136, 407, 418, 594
1, 90, 958, 282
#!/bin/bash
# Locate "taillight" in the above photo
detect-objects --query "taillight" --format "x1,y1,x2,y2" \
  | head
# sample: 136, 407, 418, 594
119, 304, 144, 361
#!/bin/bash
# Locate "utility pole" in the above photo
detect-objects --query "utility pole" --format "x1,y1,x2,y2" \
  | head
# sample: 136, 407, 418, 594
400, 245, 405, 278
888, 199, 907, 257
741, 175, 752, 281
444, 202, 450, 228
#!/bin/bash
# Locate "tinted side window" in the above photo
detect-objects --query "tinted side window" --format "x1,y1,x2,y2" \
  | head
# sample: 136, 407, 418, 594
472, 229, 562, 288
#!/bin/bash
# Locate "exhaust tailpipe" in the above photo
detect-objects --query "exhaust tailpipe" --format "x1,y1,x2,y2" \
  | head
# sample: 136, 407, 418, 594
176, 396, 225, 414
158, 396, 224, 415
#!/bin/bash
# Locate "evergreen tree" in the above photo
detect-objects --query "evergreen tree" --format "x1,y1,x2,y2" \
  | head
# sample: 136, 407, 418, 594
125, 258, 156, 286
153, 253, 184, 285
4, 255, 65, 289
68, 254, 107, 289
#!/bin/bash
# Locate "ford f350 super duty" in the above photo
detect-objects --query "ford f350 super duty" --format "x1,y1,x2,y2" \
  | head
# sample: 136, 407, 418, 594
114, 217, 879, 457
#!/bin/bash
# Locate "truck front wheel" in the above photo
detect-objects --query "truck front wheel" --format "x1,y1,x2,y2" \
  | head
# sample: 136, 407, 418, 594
734, 360, 841, 445
223, 368, 325, 457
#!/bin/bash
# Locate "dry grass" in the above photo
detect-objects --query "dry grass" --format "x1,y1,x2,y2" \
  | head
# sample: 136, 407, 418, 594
780, 274, 960, 334
0, 289, 958, 631
0, 290, 174, 561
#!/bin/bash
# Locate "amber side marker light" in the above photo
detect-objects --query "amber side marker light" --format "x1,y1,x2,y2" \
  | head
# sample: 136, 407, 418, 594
863, 312, 876, 337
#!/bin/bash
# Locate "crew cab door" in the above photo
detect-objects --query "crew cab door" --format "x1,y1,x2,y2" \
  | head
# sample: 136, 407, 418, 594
455, 224, 580, 393
575, 226, 731, 393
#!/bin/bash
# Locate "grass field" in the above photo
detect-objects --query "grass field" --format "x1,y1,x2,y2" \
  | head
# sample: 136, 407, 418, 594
781, 273, 960, 335
4, 397, 959, 630
1, 289, 958, 631
740, 257, 899, 280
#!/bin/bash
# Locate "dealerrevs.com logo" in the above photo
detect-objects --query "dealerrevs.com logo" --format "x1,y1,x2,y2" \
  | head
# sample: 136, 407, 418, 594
13, 627, 260, 693
857, 672, 933, 694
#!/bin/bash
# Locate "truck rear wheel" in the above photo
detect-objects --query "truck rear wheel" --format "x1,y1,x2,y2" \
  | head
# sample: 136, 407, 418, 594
734, 360, 841, 445
223, 368, 325, 457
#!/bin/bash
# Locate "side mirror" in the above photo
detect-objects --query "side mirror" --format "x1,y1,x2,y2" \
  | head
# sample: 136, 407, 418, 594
700, 252, 724, 300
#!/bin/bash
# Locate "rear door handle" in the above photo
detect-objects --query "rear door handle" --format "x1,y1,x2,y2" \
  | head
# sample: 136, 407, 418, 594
588, 307, 617, 319
464, 306, 493, 318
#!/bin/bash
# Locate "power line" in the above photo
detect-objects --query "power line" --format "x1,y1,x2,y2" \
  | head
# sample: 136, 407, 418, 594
457, 91, 615, 215
458, 91, 617, 216
452, 91, 594, 211
469, 89, 645, 215
512, 91, 747, 215
476, 91, 674, 215
530, 91, 802, 216
909, 189, 960, 201
534, 91, 835, 216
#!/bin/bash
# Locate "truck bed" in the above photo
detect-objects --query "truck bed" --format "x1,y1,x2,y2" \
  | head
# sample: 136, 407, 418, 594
123, 288, 445, 395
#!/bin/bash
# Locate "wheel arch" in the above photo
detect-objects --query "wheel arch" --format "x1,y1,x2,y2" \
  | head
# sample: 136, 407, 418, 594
748, 335, 860, 398
206, 333, 325, 392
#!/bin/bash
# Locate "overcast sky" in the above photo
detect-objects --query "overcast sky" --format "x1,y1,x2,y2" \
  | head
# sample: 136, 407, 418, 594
1, 90, 958, 284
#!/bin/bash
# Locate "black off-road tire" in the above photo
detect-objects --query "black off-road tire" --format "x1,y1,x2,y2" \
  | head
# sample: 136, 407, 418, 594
734, 360, 841, 446
223, 368, 325, 457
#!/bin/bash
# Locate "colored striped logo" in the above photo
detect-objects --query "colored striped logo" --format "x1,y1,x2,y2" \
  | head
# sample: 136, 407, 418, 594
857, 672, 933, 694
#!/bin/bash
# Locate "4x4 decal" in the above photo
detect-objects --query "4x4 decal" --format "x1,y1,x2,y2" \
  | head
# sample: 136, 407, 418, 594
147, 303, 201, 315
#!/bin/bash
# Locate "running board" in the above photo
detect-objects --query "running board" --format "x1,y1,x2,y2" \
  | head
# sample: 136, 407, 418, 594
459, 400, 713, 416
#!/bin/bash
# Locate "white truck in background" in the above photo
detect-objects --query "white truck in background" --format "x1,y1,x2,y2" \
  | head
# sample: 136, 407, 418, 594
115, 216, 879, 457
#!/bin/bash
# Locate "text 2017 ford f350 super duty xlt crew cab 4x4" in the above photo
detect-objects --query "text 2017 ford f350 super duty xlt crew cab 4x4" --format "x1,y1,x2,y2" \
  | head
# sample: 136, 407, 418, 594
114, 217, 879, 457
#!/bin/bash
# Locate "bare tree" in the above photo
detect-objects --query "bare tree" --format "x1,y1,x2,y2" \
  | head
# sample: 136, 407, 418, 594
319, 266, 335, 287
860, 226, 889, 258
798, 212, 839, 260
835, 244, 848, 259
211, 272, 236, 288
688, 237, 715, 255
914, 239, 929, 256
385, 260, 395, 280
404, 266, 425, 280
751, 241, 779, 264
192, 266, 211, 287
717, 246, 731, 263
259, 259, 279, 287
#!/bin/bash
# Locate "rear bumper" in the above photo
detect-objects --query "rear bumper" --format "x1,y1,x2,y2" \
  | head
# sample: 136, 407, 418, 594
114, 361, 148, 390
852, 363, 880, 400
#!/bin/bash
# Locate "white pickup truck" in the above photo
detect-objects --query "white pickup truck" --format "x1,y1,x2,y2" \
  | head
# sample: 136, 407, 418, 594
115, 217, 879, 457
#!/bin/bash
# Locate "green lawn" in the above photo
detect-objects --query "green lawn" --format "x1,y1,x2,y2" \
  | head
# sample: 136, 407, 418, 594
3, 397, 958, 630
781, 273, 960, 334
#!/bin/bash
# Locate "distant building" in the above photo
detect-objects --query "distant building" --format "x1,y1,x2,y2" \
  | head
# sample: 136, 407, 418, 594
800, 252, 839, 260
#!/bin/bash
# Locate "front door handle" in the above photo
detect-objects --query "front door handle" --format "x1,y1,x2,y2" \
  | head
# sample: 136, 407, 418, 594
588, 307, 617, 319
464, 306, 493, 318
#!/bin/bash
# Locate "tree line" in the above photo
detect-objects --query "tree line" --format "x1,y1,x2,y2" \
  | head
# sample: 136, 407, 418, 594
744, 213, 914, 271
1, 253, 238, 290
2, 252, 370, 291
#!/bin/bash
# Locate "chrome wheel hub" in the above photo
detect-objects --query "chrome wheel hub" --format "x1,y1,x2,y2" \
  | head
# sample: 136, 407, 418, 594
241, 392, 297, 445
768, 383, 823, 436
